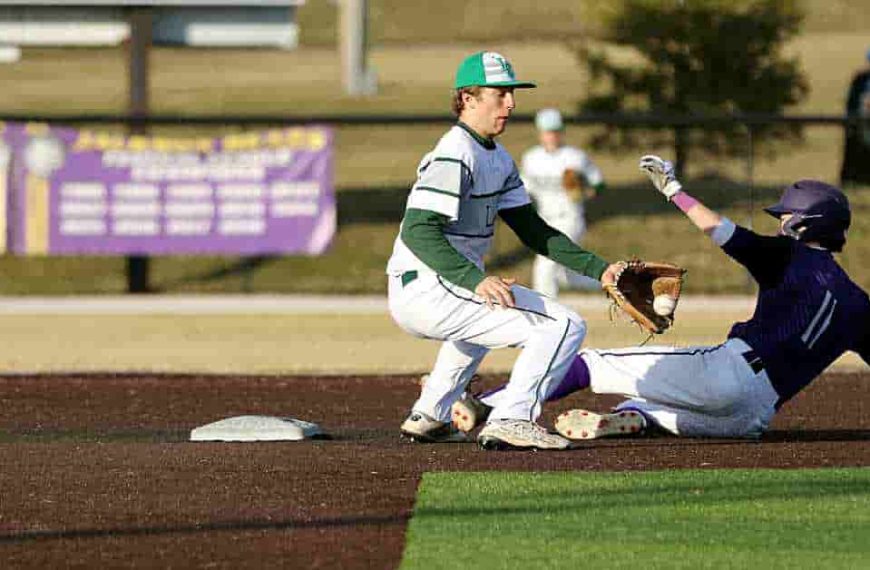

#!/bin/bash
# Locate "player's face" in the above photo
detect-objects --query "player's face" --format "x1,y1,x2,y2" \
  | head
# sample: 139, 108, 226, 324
464, 87, 516, 138
779, 213, 793, 233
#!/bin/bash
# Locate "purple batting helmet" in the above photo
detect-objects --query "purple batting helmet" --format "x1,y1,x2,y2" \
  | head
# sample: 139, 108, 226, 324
764, 180, 851, 251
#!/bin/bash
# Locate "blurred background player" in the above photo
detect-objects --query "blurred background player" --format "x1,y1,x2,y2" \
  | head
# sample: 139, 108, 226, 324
456, 156, 870, 440
520, 108, 606, 297
840, 47, 870, 186
386, 51, 623, 450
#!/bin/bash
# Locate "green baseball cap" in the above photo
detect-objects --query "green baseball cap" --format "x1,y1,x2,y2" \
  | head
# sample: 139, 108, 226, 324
454, 51, 536, 89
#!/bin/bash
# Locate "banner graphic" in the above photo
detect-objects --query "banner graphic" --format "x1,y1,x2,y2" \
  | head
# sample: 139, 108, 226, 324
3, 122, 335, 256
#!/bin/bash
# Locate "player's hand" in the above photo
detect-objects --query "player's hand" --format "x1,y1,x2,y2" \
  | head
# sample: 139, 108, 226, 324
475, 276, 517, 309
639, 155, 682, 200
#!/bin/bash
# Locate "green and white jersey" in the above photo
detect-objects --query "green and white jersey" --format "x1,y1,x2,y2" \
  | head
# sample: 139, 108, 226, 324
387, 123, 531, 277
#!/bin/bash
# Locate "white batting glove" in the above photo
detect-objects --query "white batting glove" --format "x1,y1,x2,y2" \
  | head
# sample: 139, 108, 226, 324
639, 155, 682, 200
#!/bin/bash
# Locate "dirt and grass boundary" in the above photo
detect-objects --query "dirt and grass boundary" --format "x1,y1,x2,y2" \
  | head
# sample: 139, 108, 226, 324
1, 371, 867, 569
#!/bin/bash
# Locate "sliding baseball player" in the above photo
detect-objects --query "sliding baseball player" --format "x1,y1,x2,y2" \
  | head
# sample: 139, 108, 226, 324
453, 157, 870, 440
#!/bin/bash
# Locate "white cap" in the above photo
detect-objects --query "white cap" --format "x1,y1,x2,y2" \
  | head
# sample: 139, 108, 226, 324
535, 108, 563, 132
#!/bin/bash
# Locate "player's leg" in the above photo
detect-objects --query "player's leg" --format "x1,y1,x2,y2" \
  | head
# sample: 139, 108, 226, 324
470, 286, 587, 449
555, 340, 779, 439
390, 272, 488, 442
431, 282, 588, 449
604, 396, 775, 438
459, 341, 777, 439
401, 341, 487, 442
453, 350, 589, 432
582, 343, 748, 413
391, 273, 586, 449
409, 340, 488, 422
458, 284, 586, 417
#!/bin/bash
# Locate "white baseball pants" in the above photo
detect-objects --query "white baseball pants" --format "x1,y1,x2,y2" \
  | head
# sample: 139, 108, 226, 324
388, 271, 587, 423
582, 338, 780, 438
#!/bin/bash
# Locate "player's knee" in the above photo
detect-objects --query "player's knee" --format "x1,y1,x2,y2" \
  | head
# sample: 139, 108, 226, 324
703, 382, 746, 413
553, 311, 587, 346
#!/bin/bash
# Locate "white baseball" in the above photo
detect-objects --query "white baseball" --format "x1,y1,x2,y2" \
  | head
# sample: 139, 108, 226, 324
652, 294, 677, 316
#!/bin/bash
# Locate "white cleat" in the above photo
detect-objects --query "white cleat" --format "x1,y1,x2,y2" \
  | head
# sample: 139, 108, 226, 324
400, 411, 470, 443
477, 419, 570, 450
554, 409, 646, 440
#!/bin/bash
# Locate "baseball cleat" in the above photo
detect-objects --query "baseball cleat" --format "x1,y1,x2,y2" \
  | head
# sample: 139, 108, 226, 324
418, 373, 492, 433
477, 419, 570, 450
400, 411, 470, 443
451, 392, 493, 433
554, 409, 646, 440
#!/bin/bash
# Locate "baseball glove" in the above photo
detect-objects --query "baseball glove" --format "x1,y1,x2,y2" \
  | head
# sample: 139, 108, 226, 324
561, 168, 584, 202
602, 260, 687, 334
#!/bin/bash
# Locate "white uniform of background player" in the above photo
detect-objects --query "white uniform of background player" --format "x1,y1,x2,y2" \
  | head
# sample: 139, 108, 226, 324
521, 109, 605, 297
386, 51, 622, 450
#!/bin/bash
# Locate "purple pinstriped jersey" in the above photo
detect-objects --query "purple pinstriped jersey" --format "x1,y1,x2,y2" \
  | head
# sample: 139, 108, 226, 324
722, 226, 870, 405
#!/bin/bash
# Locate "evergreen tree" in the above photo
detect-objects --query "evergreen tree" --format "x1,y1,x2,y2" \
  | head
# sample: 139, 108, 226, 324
578, 0, 808, 176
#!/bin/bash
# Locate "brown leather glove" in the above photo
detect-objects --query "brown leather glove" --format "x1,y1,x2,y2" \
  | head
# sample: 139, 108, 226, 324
602, 260, 687, 334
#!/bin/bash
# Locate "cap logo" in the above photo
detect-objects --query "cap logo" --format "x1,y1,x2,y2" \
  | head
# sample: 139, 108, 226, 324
495, 54, 513, 75
482, 52, 515, 83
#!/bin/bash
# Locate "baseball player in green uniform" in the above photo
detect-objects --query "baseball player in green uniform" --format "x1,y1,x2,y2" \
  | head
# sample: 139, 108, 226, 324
386, 51, 622, 450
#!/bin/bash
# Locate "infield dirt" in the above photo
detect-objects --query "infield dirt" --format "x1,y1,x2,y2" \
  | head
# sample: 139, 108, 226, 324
1, 372, 867, 569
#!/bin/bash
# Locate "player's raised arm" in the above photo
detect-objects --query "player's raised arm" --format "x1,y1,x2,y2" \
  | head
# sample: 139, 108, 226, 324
637, 155, 799, 288
638, 155, 724, 235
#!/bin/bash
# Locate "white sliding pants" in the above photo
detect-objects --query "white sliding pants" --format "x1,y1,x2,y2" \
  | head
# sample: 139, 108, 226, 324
582, 338, 780, 438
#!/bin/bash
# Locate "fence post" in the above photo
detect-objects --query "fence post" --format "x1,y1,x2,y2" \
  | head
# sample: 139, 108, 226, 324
126, 7, 152, 293
339, 0, 377, 96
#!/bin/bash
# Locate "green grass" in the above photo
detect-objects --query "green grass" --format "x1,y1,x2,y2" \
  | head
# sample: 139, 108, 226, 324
401, 469, 870, 570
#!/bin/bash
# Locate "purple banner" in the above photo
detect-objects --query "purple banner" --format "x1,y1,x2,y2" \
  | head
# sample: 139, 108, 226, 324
2, 122, 335, 255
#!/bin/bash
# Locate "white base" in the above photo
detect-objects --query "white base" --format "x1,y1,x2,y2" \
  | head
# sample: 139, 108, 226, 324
190, 415, 326, 442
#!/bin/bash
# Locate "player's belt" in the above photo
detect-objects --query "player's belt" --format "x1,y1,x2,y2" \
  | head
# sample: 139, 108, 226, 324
741, 350, 766, 374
